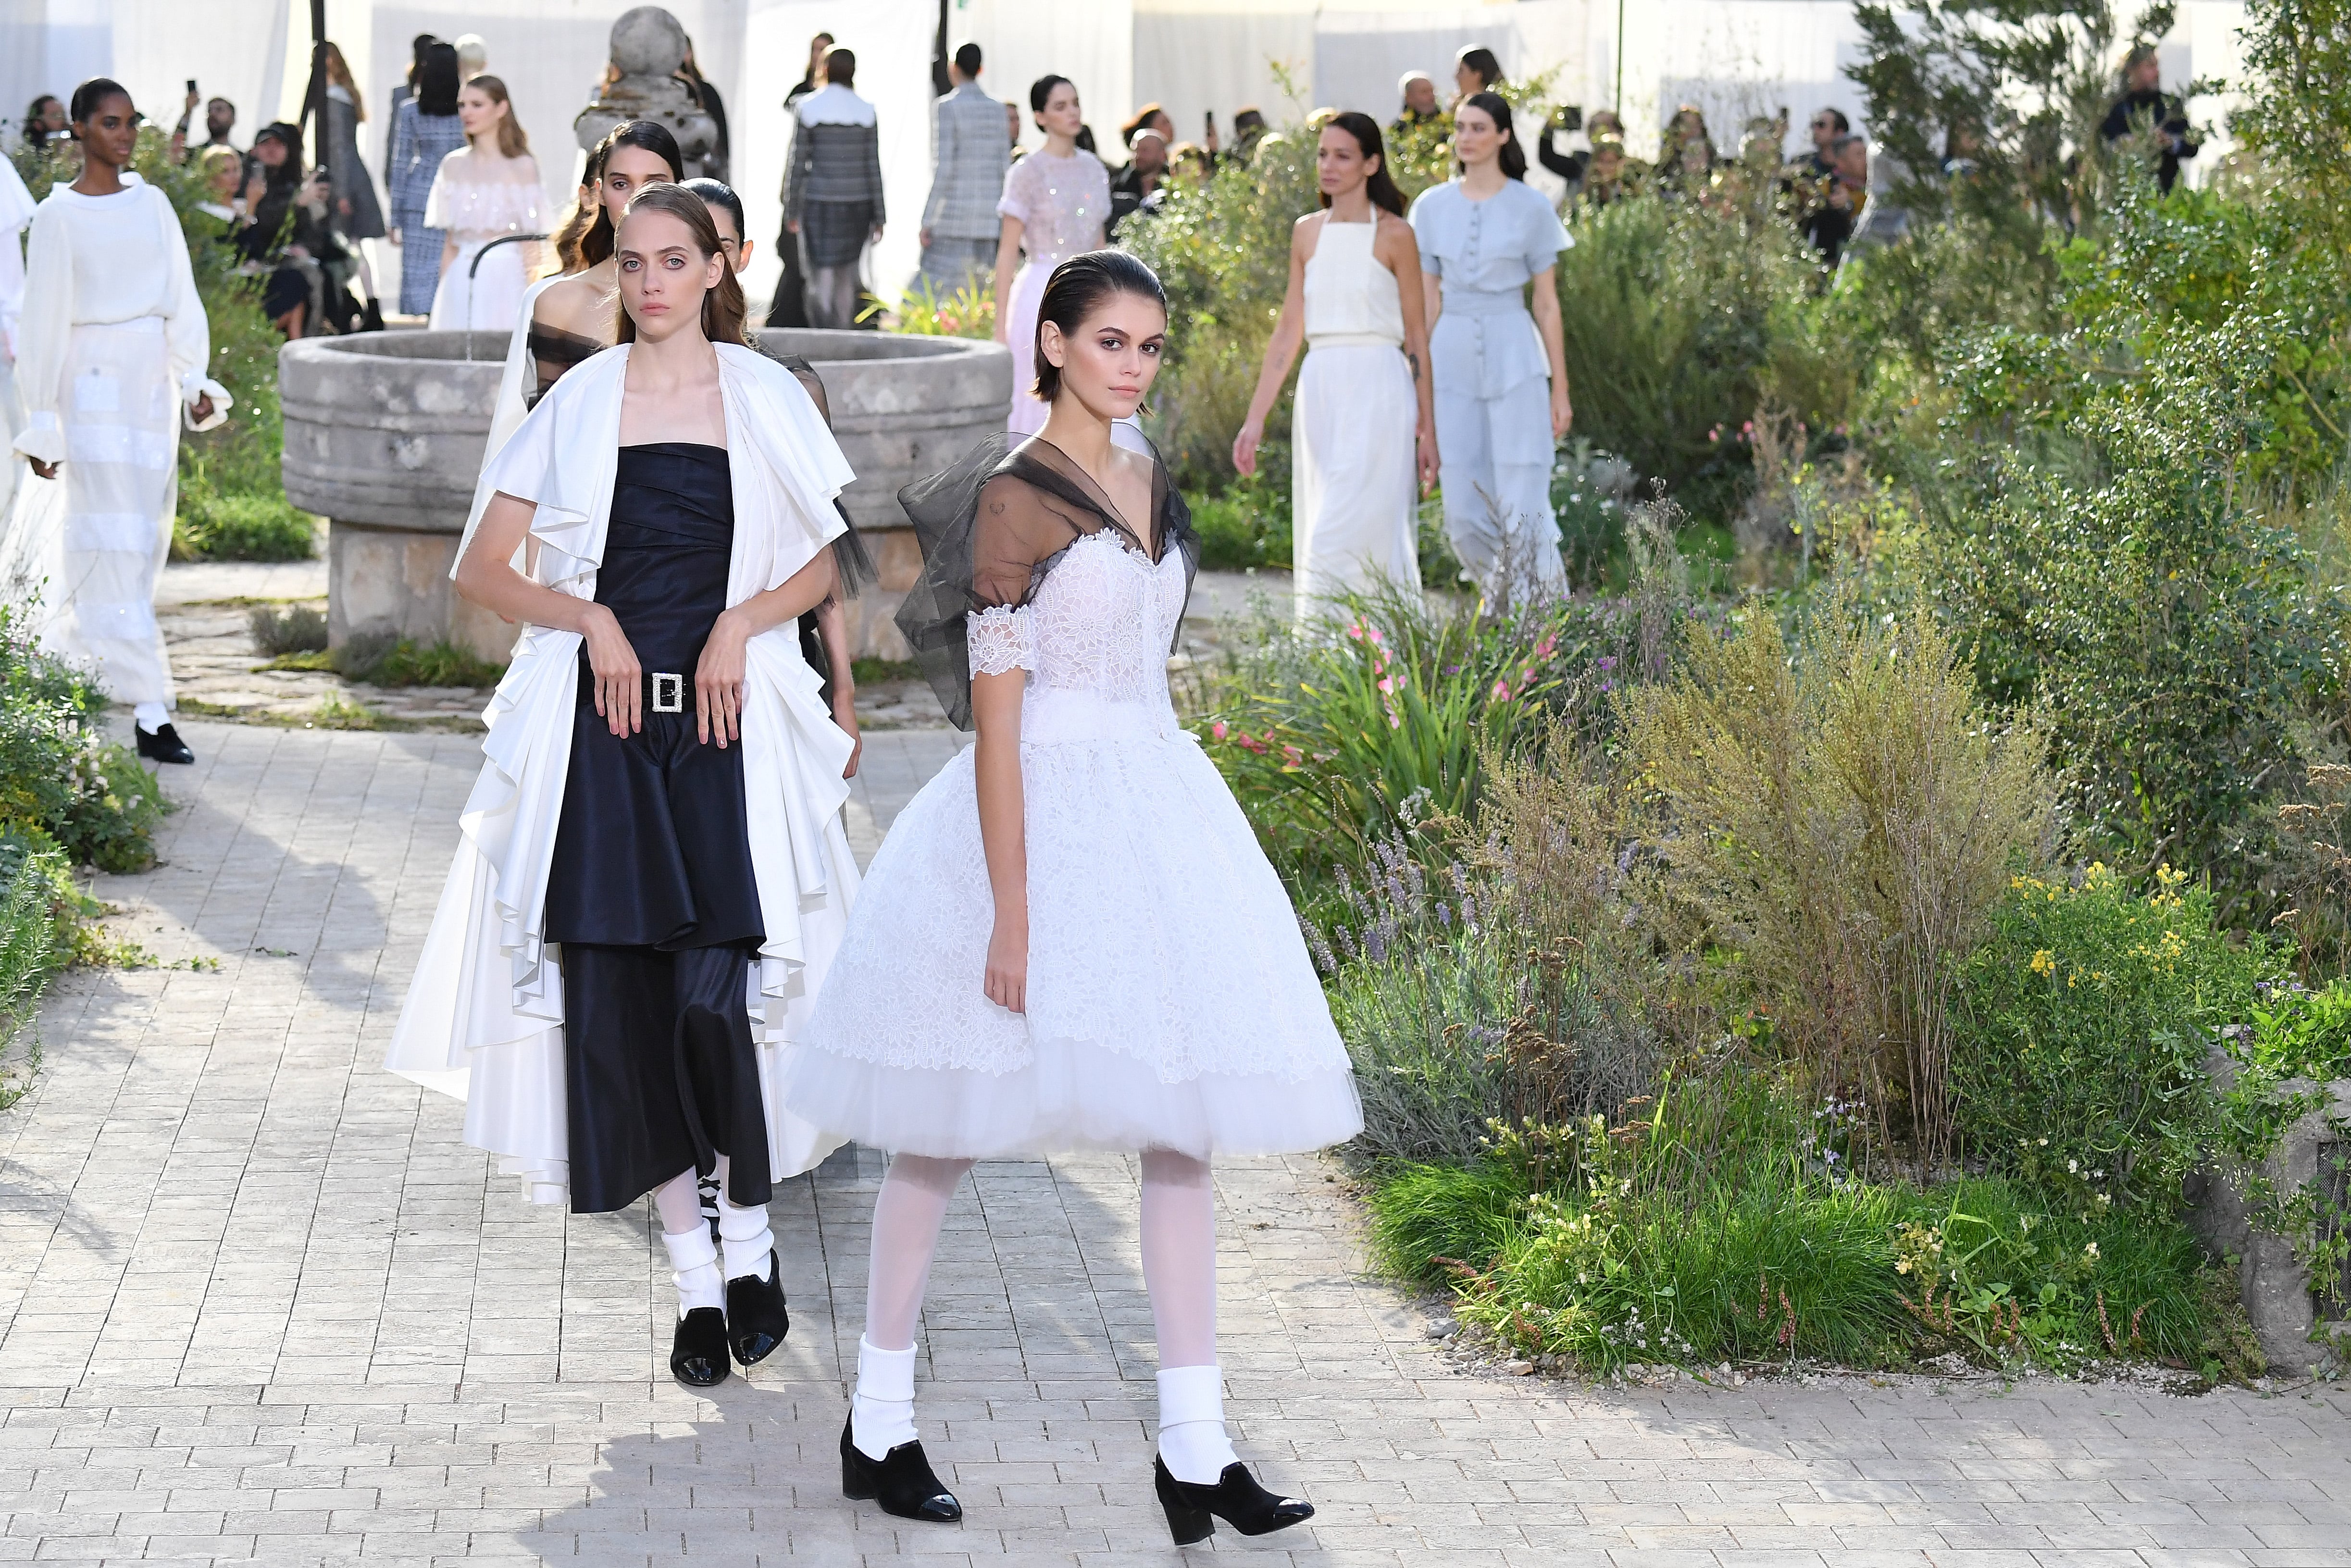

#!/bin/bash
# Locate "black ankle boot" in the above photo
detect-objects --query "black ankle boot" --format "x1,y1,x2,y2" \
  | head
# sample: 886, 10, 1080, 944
725, 1250, 789, 1366
136, 723, 194, 764
670, 1306, 730, 1388
839, 1414, 960, 1522
1153, 1456, 1313, 1545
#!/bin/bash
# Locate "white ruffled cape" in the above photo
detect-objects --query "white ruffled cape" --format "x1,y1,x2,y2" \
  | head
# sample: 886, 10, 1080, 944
384, 342, 861, 1202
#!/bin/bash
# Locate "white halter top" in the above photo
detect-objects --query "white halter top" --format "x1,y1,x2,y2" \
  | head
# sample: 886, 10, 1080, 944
1303, 216, 1405, 349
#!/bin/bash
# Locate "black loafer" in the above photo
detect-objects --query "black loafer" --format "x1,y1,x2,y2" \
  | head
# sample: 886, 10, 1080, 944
840, 1414, 960, 1521
725, 1250, 789, 1366
136, 723, 194, 764
670, 1306, 730, 1388
1154, 1456, 1313, 1544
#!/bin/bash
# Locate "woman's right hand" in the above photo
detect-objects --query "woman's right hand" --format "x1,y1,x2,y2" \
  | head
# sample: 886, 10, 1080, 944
1231, 417, 1263, 477
983, 909, 1029, 1014
582, 603, 642, 736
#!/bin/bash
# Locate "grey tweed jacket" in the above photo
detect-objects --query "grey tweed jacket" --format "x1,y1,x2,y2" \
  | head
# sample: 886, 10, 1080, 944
921, 82, 1008, 241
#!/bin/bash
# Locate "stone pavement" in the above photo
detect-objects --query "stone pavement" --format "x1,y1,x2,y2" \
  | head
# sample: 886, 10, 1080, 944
1, 722, 2348, 1567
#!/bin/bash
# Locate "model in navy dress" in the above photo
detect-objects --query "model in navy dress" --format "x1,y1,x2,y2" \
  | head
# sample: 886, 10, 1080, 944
543, 441, 771, 1216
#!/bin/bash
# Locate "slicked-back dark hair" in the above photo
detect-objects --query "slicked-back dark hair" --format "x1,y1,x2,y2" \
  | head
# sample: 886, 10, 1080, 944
1032, 250, 1166, 404
682, 175, 745, 239
1030, 74, 1073, 114
69, 78, 133, 125
953, 42, 983, 78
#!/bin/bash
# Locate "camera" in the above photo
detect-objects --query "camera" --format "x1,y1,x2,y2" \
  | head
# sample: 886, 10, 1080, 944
1551, 105, 1583, 132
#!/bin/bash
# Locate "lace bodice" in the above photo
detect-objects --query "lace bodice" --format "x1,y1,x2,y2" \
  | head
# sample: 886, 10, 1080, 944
997, 149, 1108, 266
968, 529, 1187, 711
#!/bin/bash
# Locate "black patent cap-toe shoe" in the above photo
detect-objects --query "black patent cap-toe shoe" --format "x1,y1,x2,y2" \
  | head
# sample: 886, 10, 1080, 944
1154, 1456, 1314, 1545
840, 1415, 961, 1522
670, 1306, 731, 1388
726, 1251, 790, 1366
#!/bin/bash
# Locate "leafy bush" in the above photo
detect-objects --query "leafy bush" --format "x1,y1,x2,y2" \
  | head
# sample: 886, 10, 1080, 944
883, 278, 995, 339
177, 485, 318, 563
0, 609, 170, 874
1188, 482, 1291, 572
1949, 865, 2278, 1210
1201, 585, 1635, 887
1553, 197, 1845, 520
0, 843, 80, 1111
1627, 599, 2054, 1156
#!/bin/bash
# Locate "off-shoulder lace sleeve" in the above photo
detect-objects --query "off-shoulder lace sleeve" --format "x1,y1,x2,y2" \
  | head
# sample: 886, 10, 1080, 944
965, 604, 1036, 676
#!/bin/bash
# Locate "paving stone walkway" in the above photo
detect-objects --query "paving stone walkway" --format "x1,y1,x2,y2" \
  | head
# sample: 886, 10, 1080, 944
1, 723, 2349, 1567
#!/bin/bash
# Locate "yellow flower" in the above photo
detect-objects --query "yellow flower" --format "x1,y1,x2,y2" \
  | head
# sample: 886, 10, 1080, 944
2030, 949, 2055, 975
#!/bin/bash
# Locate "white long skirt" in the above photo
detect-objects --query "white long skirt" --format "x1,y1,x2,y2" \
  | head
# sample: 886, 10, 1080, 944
48, 319, 178, 707
1293, 341, 1421, 622
1004, 259, 1052, 436
428, 237, 529, 332
781, 716, 1363, 1160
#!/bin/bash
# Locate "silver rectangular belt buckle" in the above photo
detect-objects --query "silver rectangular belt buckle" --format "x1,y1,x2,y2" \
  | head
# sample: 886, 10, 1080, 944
651, 672, 684, 714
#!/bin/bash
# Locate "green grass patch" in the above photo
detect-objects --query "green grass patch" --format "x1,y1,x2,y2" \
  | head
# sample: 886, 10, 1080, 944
850, 656, 921, 684
332, 636, 507, 689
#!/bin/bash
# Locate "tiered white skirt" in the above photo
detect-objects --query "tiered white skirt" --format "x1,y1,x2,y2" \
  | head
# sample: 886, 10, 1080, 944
782, 696, 1363, 1159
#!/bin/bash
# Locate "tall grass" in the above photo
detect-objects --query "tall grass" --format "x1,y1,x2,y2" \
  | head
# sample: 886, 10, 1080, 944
1625, 597, 2054, 1158
1368, 1064, 2217, 1374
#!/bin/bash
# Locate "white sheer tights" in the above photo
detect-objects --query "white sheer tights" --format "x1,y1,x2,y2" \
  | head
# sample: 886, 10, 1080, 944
851, 1150, 1237, 1480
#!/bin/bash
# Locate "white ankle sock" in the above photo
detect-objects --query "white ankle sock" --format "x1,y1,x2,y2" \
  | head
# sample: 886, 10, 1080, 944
1157, 1364, 1239, 1484
660, 1226, 724, 1319
715, 1193, 774, 1282
134, 702, 169, 734
851, 1336, 918, 1461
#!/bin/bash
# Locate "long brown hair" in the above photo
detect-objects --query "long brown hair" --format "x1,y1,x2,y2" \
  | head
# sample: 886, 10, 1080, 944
323, 42, 364, 122
466, 75, 530, 159
613, 183, 746, 347
1315, 111, 1406, 217
577, 120, 684, 268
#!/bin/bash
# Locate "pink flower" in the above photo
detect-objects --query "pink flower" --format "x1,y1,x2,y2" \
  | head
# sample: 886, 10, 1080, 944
1344, 622, 1365, 642
1493, 680, 1510, 701
1378, 677, 1396, 695
1282, 745, 1303, 765
1211, 721, 1228, 741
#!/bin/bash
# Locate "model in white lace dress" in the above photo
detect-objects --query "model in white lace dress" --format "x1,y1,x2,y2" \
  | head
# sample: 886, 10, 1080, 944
424, 76, 545, 331
990, 75, 1108, 435
782, 254, 1350, 1543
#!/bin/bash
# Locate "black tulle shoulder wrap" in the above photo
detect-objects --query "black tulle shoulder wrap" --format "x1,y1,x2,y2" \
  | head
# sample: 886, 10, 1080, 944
894, 433, 1196, 730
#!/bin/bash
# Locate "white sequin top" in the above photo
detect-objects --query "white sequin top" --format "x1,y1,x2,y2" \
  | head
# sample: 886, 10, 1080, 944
997, 149, 1108, 266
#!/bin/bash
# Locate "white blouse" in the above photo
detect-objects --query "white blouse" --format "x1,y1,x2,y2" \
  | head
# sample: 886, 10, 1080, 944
423, 150, 547, 243
10, 175, 228, 467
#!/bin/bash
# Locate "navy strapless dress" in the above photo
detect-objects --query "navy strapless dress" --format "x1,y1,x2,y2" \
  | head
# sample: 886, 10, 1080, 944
544, 443, 772, 1215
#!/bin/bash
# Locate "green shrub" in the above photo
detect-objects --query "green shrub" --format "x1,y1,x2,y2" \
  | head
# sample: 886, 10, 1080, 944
1553, 197, 1844, 521
334, 635, 507, 689
0, 844, 78, 1112
0, 609, 170, 873
1949, 865, 2278, 1211
1188, 482, 1292, 572
178, 486, 318, 563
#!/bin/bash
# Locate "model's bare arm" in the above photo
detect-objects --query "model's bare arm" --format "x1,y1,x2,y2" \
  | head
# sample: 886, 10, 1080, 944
971, 667, 1028, 1013
455, 490, 645, 735
990, 216, 1023, 345
1529, 264, 1572, 437
1381, 216, 1441, 490
1231, 219, 1312, 477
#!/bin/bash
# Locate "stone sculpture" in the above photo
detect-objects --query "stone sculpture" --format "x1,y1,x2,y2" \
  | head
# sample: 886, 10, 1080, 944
574, 6, 718, 175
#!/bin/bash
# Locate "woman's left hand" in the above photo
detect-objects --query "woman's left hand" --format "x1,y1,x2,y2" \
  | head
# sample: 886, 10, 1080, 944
1552, 385, 1574, 440
696, 609, 750, 747
1415, 420, 1441, 492
833, 695, 863, 779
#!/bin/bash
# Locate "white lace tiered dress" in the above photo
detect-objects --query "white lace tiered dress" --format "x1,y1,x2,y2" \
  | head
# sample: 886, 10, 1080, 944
783, 513, 1363, 1160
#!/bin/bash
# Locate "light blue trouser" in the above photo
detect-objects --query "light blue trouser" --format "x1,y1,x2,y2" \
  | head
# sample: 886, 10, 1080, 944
1434, 373, 1564, 599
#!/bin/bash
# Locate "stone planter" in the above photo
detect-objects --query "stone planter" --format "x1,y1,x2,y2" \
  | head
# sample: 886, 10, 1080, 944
2186, 1043, 2351, 1375
279, 328, 1009, 663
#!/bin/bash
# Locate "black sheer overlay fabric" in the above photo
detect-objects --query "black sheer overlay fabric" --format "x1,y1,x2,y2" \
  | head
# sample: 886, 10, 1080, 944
526, 323, 603, 409
895, 433, 1198, 729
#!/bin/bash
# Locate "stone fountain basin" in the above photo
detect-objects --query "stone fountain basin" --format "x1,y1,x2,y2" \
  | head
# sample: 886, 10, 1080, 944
279, 327, 1011, 661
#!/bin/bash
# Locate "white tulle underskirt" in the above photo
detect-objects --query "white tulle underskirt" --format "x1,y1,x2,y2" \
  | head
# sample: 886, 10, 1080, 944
785, 710, 1362, 1160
